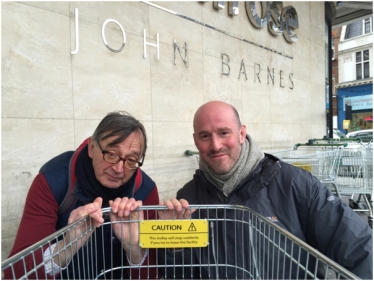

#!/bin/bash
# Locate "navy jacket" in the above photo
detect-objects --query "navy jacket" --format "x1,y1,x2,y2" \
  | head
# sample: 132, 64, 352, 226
159, 154, 373, 279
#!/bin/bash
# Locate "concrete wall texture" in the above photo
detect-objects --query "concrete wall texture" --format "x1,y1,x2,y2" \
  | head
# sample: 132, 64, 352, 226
1, 1, 326, 260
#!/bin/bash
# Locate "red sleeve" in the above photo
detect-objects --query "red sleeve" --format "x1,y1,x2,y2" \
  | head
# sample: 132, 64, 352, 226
4, 173, 59, 279
128, 184, 162, 279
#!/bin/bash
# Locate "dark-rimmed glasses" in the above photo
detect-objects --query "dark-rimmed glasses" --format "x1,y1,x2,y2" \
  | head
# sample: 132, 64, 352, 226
95, 139, 143, 170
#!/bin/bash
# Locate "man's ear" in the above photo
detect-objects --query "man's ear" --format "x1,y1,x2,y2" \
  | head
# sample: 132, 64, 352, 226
193, 133, 197, 146
239, 125, 247, 144
87, 137, 95, 158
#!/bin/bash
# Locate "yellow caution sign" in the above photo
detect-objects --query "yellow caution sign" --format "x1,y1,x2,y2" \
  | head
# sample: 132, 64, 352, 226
292, 162, 312, 173
139, 220, 209, 248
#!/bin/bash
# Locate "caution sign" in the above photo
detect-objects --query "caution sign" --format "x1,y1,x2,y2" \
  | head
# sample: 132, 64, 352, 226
292, 162, 312, 173
139, 219, 208, 248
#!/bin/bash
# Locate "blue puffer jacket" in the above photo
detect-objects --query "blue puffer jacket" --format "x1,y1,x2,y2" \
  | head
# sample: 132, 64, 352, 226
159, 154, 373, 279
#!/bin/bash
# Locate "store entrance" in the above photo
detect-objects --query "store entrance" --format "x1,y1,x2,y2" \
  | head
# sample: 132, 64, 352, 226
350, 112, 373, 131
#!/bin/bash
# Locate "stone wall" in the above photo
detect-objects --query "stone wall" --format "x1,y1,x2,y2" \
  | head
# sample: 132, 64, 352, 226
1, 1, 326, 260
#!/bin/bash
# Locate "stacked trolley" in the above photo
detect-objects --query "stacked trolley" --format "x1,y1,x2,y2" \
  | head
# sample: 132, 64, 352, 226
336, 140, 373, 227
270, 141, 344, 197
2, 205, 359, 280
271, 138, 373, 228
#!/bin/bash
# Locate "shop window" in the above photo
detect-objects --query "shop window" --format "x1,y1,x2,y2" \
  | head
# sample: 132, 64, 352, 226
356, 50, 370, 80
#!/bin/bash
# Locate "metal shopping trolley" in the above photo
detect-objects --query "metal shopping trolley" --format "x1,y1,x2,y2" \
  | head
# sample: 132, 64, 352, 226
2, 205, 359, 280
270, 143, 344, 197
335, 142, 373, 227
310, 139, 373, 225
270, 141, 373, 227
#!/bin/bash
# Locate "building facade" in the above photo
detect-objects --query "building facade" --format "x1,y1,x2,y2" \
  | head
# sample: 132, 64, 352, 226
1, 1, 330, 259
332, 26, 342, 128
335, 17, 373, 133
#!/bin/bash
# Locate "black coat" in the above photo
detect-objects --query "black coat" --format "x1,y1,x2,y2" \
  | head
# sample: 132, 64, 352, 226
159, 154, 372, 279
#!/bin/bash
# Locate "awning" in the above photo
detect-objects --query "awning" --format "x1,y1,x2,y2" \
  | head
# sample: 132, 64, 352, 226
364, 116, 373, 121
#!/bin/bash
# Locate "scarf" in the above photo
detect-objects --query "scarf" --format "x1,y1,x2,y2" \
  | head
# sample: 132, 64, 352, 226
199, 134, 264, 197
75, 145, 135, 206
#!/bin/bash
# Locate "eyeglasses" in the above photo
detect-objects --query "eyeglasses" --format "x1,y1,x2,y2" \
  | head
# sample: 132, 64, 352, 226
95, 139, 143, 170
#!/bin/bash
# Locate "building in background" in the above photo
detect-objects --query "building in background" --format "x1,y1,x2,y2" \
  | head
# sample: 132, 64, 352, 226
331, 26, 342, 129
1, 1, 372, 260
335, 17, 373, 133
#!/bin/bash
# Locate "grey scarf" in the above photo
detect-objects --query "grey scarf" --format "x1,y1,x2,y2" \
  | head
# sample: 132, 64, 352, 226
199, 134, 264, 196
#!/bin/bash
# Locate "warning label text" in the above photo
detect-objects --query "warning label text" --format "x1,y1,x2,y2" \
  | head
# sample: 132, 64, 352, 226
139, 220, 208, 248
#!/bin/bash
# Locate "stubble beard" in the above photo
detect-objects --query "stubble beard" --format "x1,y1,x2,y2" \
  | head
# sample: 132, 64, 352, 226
204, 146, 242, 175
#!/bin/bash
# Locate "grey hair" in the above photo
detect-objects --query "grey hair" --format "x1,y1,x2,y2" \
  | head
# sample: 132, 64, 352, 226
92, 111, 147, 160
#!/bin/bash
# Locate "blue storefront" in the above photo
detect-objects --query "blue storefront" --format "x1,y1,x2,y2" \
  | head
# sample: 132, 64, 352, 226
337, 84, 373, 133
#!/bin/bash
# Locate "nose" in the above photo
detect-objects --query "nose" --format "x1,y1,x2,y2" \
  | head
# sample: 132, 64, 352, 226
111, 160, 125, 173
210, 134, 223, 151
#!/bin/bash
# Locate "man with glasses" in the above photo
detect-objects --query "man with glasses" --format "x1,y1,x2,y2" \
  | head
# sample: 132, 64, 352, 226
5, 111, 161, 279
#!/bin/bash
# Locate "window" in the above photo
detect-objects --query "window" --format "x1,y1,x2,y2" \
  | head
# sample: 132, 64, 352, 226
356, 50, 370, 80
331, 36, 335, 59
364, 18, 372, 34
345, 17, 372, 39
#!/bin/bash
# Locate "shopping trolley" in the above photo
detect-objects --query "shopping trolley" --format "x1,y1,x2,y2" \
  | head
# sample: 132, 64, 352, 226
270, 143, 344, 197
335, 142, 373, 227
2, 205, 359, 280
310, 139, 373, 225
270, 141, 373, 227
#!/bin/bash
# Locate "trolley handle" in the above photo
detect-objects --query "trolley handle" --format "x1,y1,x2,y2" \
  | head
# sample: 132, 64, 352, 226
308, 137, 362, 144
334, 137, 363, 142
295, 142, 348, 148
185, 150, 199, 156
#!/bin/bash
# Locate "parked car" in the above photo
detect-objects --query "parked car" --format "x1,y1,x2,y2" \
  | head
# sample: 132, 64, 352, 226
346, 129, 373, 142
333, 128, 346, 138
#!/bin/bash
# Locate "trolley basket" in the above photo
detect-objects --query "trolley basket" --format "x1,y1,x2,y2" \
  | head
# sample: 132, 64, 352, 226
2, 205, 360, 280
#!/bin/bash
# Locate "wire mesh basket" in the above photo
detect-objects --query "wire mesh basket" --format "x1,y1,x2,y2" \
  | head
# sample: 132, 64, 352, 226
271, 142, 373, 226
2, 205, 360, 280
271, 145, 343, 182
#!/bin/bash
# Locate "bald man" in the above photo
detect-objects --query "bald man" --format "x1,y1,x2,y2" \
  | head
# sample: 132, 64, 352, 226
159, 101, 372, 279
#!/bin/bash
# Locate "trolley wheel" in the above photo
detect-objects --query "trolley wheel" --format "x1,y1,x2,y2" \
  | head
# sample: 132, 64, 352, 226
349, 199, 359, 209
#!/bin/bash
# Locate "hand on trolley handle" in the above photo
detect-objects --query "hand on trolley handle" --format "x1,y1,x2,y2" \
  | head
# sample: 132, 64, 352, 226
158, 198, 195, 219
52, 197, 105, 268
50, 197, 194, 273
51, 197, 146, 268
109, 197, 146, 265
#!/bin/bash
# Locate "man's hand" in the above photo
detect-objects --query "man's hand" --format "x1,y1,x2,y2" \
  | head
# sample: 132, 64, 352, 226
158, 198, 195, 220
109, 197, 143, 245
109, 197, 145, 264
68, 197, 104, 227
53, 197, 104, 267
